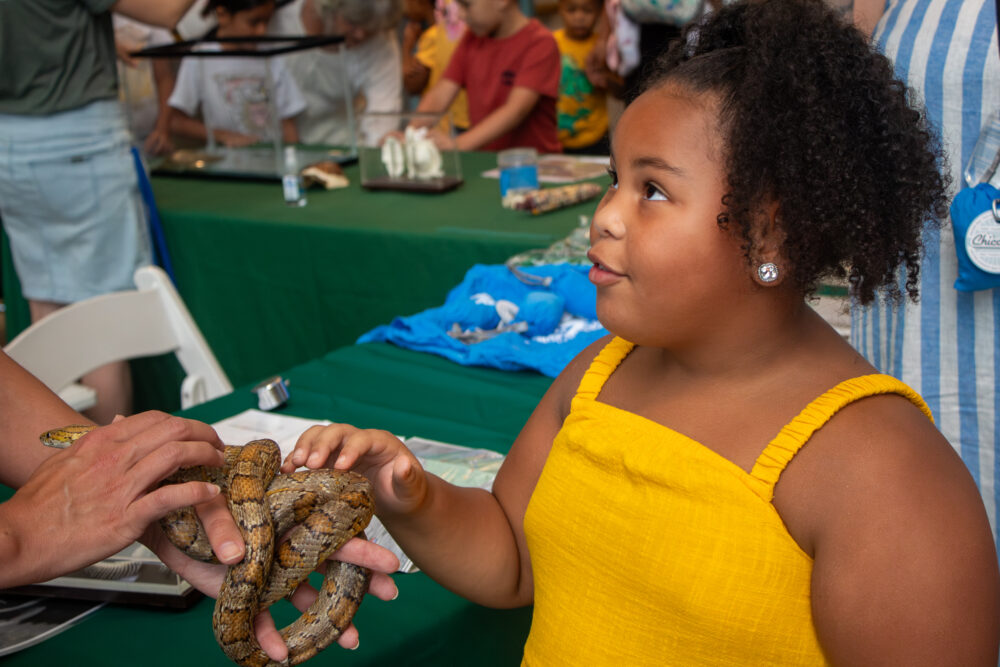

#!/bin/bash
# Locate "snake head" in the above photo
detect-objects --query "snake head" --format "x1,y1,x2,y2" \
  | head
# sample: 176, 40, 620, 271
40, 424, 97, 449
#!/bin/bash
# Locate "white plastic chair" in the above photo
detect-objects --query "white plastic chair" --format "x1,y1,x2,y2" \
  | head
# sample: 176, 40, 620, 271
4, 265, 233, 411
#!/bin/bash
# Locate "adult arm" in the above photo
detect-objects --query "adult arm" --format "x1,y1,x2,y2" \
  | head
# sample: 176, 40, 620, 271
0, 351, 234, 587
110, 0, 198, 30
169, 108, 259, 146
145, 59, 179, 155
0, 351, 85, 488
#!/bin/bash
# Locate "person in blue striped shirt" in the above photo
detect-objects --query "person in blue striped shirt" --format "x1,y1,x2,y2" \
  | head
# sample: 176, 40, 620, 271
852, 0, 1000, 557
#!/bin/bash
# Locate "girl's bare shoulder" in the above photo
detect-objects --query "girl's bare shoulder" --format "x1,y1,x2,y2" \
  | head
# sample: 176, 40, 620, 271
776, 389, 982, 549
778, 389, 1000, 662
545, 333, 618, 422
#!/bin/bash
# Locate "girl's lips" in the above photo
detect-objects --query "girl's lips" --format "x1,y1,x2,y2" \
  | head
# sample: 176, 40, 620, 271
589, 262, 624, 286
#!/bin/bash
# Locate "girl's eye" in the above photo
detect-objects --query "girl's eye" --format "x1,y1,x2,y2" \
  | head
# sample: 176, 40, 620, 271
606, 167, 618, 189
644, 182, 668, 201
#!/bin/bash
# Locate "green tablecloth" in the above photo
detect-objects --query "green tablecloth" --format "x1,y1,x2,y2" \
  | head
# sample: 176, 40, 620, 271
2, 152, 597, 412
0, 342, 554, 666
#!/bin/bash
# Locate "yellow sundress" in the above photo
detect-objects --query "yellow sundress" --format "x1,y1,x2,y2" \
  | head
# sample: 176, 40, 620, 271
522, 336, 932, 665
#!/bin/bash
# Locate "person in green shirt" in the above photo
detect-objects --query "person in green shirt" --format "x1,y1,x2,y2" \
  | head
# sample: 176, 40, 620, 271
0, 1, 190, 425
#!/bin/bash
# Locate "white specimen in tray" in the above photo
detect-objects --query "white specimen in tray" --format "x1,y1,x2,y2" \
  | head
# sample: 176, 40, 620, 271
406, 126, 444, 179
381, 126, 444, 181
381, 135, 405, 178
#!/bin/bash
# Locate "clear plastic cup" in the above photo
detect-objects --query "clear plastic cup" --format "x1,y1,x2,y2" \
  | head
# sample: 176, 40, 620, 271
498, 147, 539, 198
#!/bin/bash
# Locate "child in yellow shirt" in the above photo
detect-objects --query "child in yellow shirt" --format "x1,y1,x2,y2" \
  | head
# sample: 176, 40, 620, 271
402, 0, 470, 131
553, 0, 608, 153
284, 1, 1000, 662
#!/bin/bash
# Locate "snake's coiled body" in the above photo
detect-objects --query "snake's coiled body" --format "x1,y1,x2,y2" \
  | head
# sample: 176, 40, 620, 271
42, 427, 375, 667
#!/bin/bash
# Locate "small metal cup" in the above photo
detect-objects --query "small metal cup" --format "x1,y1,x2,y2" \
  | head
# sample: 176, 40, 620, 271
252, 375, 290, 411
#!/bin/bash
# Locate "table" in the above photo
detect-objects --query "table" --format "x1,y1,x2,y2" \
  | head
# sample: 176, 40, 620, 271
0, 342, 555, 666
1, 152, 598, 411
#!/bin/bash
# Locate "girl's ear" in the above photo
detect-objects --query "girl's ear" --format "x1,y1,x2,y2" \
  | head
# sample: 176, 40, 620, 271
750, 201, 788, 287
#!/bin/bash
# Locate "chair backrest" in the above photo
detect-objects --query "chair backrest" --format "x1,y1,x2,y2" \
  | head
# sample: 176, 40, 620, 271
4, 266, 233, 410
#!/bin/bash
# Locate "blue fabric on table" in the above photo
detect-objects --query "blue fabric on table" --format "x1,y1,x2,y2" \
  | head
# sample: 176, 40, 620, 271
358, 264, 607, 377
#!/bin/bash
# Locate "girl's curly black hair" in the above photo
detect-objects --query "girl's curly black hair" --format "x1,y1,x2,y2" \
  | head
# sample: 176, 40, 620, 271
638, 0, 950, 305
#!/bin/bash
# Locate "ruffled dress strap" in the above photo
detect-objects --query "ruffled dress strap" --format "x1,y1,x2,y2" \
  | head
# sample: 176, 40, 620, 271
747, 374, 934, 502
571, 336, 635, 409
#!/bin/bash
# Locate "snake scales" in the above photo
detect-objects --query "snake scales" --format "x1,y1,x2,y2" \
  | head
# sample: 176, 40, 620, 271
41, 425, 375, 667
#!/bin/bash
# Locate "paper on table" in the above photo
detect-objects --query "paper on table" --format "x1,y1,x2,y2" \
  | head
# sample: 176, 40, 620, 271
211, 411, 506, 574
212, 409, 332, 462
481, 154, 608, 184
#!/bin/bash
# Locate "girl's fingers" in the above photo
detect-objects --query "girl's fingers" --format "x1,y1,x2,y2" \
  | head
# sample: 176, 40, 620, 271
334, 429, 403, 471
312, 424, 366, 469
284, 424, 323, 470
284, 424, 354, 471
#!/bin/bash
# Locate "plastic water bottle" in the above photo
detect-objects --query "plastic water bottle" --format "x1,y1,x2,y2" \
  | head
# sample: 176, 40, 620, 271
282, 145, 307, 207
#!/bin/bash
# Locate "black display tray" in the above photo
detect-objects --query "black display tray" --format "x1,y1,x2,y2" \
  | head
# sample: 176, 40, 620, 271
361, 175, 464, 193
132, 34, 344, 59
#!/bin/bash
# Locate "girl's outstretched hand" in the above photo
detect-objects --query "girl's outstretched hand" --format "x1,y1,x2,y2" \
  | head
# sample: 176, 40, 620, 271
283, 424, 429, 518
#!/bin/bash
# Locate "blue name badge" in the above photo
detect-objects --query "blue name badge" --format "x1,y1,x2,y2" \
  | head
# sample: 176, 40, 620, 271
950, 183, 1000, 292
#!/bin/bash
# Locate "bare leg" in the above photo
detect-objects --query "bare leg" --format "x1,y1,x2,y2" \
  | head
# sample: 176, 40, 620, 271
81, 361, 133, 424
28, 299, 134, 424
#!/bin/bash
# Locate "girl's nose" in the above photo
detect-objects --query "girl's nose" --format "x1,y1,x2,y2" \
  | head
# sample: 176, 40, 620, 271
590, 191, 626, 241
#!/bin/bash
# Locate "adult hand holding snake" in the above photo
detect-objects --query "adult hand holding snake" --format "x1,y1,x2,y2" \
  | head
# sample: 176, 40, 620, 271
0, 411, 232, 589
20, 416, 400, 661
0, 347, 399, 662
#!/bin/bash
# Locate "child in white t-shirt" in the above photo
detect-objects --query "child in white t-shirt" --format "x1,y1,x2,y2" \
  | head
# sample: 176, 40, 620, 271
167, 0, 306, 147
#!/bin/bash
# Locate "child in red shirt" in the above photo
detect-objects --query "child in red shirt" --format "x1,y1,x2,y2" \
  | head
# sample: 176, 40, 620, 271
416, 0, 561, 152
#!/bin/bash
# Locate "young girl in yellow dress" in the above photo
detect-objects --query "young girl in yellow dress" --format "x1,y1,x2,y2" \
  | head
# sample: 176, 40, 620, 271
284, 0, 1000, 662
